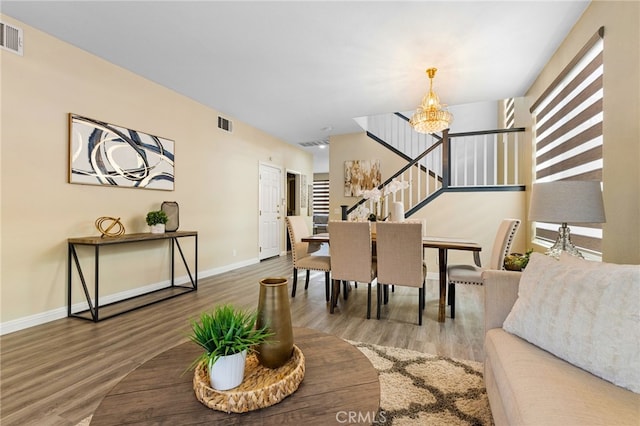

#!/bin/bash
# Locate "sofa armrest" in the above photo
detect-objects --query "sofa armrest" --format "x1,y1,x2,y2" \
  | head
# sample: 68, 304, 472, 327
483, 270, 522, 334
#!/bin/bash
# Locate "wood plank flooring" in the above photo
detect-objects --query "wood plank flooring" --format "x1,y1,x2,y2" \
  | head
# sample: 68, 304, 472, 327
0, 251, 485, 426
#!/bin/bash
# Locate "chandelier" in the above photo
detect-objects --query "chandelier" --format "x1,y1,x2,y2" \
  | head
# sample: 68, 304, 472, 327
409, 68, 453, 134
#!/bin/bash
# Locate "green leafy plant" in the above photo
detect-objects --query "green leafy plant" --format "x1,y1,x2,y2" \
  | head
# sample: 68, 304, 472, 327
504, 249, 533, 271
520, 249, 533, 269
146, 210, 168, 226
188, 304, 273, 370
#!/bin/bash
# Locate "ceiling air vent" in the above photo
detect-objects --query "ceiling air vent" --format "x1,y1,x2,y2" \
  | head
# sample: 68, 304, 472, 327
0, 21, 24, 56
218, 116, 232, 132
299, 138, 329, 148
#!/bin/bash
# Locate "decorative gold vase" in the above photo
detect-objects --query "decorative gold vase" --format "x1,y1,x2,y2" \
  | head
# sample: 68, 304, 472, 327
256, 277, 294, 368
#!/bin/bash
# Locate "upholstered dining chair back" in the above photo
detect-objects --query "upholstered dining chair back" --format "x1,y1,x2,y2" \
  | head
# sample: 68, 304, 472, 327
329, 221, 375, 283
285, 216, 331, 299
286, 215, 311, 264
488, 219, 521, 270
376, 222, 424, 288
329, 221, 377, 318
446, 218, 520, 319
403, 218, 427, 236
375, 221, 426, 325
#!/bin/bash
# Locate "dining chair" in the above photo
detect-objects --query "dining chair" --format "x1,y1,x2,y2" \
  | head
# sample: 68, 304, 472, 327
328, 221, 377, 318
447, 218, 520, 318
285, 216, 331, 300
375, 221, 426, 325
380, 218, 425, 300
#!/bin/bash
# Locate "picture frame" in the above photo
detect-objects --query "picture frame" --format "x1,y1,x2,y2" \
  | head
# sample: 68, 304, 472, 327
344, 159, 381, 197
68, 114, 175, 190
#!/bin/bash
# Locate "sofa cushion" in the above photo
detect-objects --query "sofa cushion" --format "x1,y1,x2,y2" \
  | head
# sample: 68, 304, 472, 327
502, 252, 640, 393
485, 328, 640, 425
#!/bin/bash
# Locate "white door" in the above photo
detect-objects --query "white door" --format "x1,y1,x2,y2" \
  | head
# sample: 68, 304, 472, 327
259, 163, 282, 260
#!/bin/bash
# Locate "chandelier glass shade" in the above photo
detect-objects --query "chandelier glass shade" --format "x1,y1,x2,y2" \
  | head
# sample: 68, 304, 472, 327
409, 68, 453, 134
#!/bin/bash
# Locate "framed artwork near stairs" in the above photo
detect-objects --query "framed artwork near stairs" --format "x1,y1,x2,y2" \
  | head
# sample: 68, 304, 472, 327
344, 159, 381, 197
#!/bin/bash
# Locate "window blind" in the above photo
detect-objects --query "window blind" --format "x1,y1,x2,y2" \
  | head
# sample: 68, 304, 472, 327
312, 179, 330, 215
504, 98, 515, 129
531, 27, 604, 254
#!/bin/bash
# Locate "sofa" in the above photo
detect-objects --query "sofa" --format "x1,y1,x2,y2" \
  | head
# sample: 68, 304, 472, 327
482, 252, 640, 425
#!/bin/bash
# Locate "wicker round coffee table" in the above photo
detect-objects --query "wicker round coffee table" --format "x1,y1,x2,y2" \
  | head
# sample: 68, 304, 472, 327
90, 327, 380, 425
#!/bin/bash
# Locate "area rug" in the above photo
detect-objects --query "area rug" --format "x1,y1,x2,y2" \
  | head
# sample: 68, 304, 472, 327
350, 341, 493, 426
76, 342, 492, 426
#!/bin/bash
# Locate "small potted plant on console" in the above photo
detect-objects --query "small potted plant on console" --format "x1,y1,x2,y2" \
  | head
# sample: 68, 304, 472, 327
146, 210, 168, 234
189, 304, 272, 391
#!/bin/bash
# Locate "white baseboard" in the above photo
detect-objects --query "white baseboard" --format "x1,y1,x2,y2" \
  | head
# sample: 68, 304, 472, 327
197, 257, 260, 278
0, 257, 260, 336
0, 307, 69, 336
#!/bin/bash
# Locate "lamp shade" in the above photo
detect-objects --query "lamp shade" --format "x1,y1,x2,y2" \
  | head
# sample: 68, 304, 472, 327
529, 181, 605, 223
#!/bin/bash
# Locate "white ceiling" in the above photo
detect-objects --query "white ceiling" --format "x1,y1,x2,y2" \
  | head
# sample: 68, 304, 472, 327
2, 1, 590, 171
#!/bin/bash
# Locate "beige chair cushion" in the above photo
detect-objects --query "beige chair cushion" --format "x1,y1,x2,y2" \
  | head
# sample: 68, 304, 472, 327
447, 264, 483, 285
295, 252, 331, 272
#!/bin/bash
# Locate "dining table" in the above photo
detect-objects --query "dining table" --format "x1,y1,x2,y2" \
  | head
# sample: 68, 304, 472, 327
302, 232, 482, 322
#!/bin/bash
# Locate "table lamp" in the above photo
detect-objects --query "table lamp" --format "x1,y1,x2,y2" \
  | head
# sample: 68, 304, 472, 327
529, 181, 605, 258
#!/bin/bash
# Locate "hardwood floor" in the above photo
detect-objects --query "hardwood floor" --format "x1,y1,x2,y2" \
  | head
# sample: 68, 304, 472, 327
0, 251, 485, 426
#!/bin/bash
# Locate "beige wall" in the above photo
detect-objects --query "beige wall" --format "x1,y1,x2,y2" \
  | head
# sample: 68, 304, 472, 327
520, 0, 640, 263
0, 16, 313, 328
329, 132, 409, 220
314, 173, 329, 181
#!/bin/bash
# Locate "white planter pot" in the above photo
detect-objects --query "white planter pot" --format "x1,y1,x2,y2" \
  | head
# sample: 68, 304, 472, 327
208, 350, 247, 391
149, 224, 165, 234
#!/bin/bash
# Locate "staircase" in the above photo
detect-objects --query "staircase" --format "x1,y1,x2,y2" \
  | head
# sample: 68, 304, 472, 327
345, 112, 526, 220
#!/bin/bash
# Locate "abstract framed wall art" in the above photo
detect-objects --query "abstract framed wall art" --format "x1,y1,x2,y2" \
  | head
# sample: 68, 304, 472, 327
344, 159, 381, 197
69, 114, 175, 190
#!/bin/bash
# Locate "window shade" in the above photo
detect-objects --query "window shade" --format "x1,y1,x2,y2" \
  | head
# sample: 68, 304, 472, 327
504, 98, 515, 129
312, 179, 330, 215
531, 27, 604, 254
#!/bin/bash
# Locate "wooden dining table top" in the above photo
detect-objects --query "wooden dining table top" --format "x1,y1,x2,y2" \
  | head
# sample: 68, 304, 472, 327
303, 232, 482, 252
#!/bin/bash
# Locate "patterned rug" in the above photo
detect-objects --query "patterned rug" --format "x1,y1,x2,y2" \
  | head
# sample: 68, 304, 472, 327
76, 342, 493, 426
350, 341, 493, 426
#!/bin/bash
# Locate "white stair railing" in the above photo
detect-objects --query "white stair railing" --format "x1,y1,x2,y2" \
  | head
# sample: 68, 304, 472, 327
346, 117, 526, 220
449, 129, 524, 187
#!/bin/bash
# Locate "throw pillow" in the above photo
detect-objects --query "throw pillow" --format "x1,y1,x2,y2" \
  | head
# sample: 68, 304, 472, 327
503, 252, 640, 393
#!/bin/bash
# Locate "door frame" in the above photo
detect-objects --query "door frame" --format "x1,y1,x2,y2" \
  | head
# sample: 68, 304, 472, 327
258, 161, 284, 260
285, 169, 307, 253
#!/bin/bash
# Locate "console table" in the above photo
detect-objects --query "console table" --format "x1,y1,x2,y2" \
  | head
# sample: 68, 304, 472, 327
67, 231, 198, 322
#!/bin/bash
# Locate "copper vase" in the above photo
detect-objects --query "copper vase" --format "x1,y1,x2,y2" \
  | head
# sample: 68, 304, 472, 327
256, 277, 294, 368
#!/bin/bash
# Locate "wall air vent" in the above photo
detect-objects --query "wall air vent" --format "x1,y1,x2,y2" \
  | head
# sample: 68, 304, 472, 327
0, 21, 24, 56
218, 116, 232, 132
